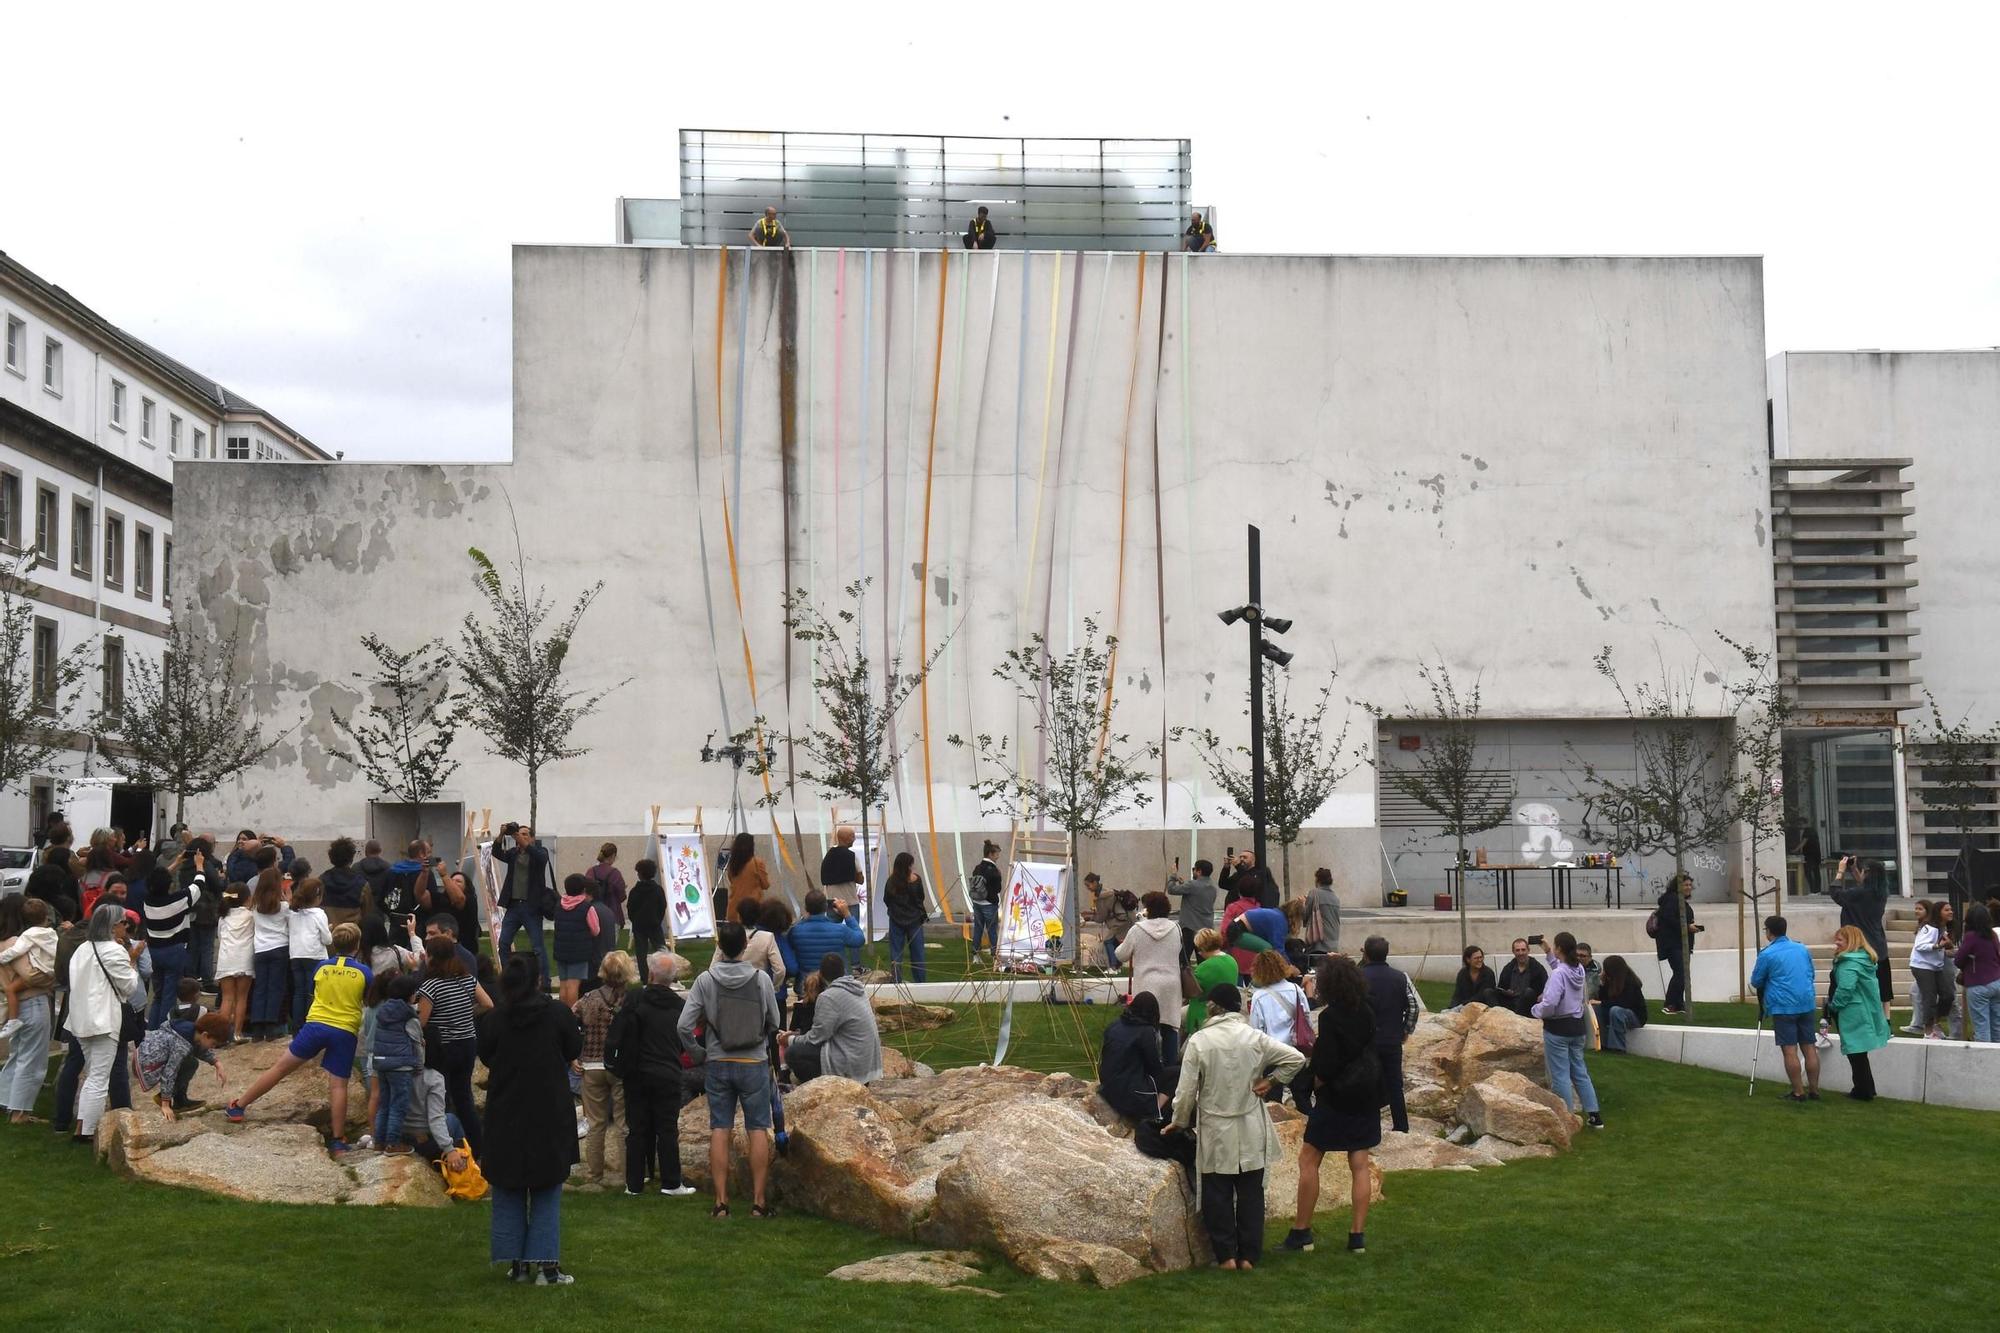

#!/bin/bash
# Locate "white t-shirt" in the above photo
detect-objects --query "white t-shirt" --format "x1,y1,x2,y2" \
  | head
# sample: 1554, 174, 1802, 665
288, 906, 331, 960
252, 903, 292, 953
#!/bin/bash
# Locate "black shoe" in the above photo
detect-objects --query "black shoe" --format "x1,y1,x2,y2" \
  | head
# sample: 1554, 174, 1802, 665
1347, 1232, 1366, 1253
1280, 1228, 1315, 1253
1586, 1112, 1605, 1130
534, 1265, 574, 1286
507, 1262, 530, 1283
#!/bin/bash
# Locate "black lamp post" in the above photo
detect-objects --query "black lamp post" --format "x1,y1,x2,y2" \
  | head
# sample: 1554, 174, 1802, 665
1218, 524, 1293, 886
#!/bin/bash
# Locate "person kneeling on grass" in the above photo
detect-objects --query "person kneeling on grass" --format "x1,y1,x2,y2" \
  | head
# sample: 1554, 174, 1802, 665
225, 922, 372, 1154
133, 1012, 232, 1117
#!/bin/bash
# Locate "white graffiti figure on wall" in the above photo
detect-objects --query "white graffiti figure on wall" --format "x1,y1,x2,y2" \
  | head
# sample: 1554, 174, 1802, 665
1517, 802, 1575, 862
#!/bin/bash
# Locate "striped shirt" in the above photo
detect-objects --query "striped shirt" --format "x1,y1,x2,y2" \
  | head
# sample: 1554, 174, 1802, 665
143, 874, 203, 948
418, 972, 479, 1043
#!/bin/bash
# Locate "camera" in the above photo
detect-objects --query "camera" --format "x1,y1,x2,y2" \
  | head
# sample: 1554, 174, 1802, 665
1526, 933, 1546, 946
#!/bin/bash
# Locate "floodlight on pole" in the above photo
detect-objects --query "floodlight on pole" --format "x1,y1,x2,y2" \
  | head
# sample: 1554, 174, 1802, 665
1214, 525, 1295, 891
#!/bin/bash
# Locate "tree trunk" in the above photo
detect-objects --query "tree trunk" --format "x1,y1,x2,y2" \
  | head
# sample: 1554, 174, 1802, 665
862, 802, 878, 971
1676, 854, 1695, 1020
1455, 832, 1469, 955
174, 786, 186, 828
1280, 841, 1292, 903
528, 766, 539, 836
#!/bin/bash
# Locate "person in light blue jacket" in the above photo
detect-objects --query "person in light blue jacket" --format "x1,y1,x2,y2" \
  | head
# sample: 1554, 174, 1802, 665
1749, 915, 1820, 1101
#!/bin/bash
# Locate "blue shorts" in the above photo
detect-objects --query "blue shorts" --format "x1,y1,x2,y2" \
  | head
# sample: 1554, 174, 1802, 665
289, 1022, 360, 1079
557, 961, 591, 982
705, 1058, 772, 1133
1770, 1012, 1815, 1049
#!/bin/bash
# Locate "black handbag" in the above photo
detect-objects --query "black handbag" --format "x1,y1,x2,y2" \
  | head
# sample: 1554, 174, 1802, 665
92, 943, 145, 1043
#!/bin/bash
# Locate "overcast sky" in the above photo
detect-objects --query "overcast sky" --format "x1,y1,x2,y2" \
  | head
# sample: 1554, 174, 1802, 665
8, 1, 1995, 461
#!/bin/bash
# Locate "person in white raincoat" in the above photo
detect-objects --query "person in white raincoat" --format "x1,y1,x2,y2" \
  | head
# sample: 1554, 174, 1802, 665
1166, 982, 1306, 1270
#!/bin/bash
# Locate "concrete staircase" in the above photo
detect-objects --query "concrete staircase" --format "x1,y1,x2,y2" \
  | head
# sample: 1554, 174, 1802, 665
1804, 900, 1921, 1016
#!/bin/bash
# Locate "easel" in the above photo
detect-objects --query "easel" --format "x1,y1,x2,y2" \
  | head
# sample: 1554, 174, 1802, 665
645, 804, 707, 949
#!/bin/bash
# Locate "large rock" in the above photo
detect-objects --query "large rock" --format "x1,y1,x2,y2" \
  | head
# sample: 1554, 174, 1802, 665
871, 999, 958, 1033
924, 1098, 1206, 1275
100, 1118, 448, 1206
1373, 1130, 1504, 1172
828, 1251, 987, 1287
1404, 1003, 1546, 1116
1457, 1076, 1577, 1150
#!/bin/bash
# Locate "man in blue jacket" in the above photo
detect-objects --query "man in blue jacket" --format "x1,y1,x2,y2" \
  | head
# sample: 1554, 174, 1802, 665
1749, 915, 1819, 1101
788, 890, 866, 983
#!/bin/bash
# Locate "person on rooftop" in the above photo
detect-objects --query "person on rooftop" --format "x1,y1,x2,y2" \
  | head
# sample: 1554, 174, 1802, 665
749, 206, 791, 250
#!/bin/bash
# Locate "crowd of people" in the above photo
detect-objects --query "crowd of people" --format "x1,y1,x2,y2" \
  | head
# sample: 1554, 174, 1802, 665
10, 812, 2000, 1283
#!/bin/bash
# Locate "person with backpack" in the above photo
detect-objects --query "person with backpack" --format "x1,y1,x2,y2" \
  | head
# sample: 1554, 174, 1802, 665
1282, 956, 1380, 1256
493, 823, 555, 986
607, 949, 699, 1197
1654, 873, 1701, 1014
552, 874, 607, 1008
573, 950, 636, 1186
677, 921, 782, 1218
1166, 982, 1306, 1271
1248, 950, 1314, 1112
586, 843, 628, 941
1304, 867, 1342, 960
1359, 936, 1420, 1133
968, 839, 1004, 961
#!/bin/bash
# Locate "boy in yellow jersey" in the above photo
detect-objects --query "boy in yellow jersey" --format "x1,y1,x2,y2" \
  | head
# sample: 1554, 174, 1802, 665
224, 922, 373, 1155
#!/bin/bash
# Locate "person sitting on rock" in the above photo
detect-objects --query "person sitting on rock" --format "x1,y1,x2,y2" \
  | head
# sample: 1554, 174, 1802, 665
132, 1012, 232, 1118
781, 953, 882, 1086
1098, 989, 1175, 1120
1496, 938, 1547, 1017
1449, 945, 1504, 1008
224, 921, 372, 1156
1164, 983, 1306, 1272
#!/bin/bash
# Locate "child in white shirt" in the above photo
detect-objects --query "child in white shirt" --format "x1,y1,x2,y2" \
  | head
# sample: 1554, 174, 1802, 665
0, 898, 60, 1040
285, 879, 331, 1032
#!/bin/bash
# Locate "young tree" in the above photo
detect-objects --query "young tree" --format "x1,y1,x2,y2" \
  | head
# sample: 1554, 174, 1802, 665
1910, 691, 1999, 916
745, 579, 944, 950
1365, 659, 1514, 953
329, 635, 465, 839
1571, 647, 1741, 1019
1177, 665, 1356, 897
1720, 634, 1796, 1001
454, 540, 625, 831
952, 618, 1160, 959
88, 617, 288, 827
0, 554, 94, 800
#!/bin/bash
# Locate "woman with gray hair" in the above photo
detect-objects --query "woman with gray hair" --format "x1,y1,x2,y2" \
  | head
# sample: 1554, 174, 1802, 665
65, 903, 141, 1139
606, 949, 698, 1196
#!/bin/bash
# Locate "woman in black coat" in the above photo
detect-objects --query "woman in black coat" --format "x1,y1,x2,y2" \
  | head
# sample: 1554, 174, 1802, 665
1449, 945, 1504, 1008
477, 953, 583, 1285
1097, 990, 1176, 1121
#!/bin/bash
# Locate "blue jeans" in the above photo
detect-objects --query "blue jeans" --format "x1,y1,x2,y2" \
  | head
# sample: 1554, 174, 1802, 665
1542, 1028, 1599, 1114
1968, 979, 2000, 1043
288, 958, 320, 1030
498, 902, 549, 982
1595, 1002, 1642, 1053
147, 942, 189, 1029
489, 1183, 562, 1264
1, 994, 52, 1113
250, 948, 289, 1026
888, 922, 926, 982
376, 1068, 414, 1144
970, 903, 999, 954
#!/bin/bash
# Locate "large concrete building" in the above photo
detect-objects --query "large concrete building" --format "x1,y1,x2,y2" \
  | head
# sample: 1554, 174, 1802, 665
0, 250, 331, 843
181, 244, 1821, 914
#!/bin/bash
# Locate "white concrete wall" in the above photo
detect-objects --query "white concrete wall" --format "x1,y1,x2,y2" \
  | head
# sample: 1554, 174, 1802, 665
1627, 1025, 2000, 1111
1769, 350, 2000, 724
176, 248, 1776, 907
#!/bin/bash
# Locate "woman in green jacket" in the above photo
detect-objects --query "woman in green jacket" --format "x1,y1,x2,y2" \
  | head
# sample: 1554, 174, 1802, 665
1183, 928, 1239, 1036
1828, 926, 1890, 1101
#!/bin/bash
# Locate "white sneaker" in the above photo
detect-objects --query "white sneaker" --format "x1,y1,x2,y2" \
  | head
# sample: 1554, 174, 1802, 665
355, 1134, 375, 1150
660, 1184, 697, 1196
576, 1118, 590, 1139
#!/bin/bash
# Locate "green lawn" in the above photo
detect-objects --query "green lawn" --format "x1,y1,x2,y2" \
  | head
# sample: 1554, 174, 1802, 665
5, 1000, 1995, 1331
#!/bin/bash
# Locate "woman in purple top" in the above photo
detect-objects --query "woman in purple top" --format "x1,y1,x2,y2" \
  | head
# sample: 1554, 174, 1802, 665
1530, 932, 1605, 1130
1951, 903, 2000, 1043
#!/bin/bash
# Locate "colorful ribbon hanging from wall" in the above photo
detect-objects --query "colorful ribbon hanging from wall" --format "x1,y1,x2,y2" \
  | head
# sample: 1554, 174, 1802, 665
917, 249, 956, 923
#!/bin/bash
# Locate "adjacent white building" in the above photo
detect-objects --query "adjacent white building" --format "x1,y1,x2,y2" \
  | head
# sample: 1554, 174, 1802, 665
0, 249, 332, 843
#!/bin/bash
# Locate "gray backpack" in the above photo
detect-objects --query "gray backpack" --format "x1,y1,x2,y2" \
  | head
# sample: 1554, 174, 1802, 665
709, 976, 767, 1051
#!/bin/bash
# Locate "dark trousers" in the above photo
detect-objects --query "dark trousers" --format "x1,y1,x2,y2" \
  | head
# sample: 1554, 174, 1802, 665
1158, 1024, 1181, 1068
440, 1037, 483, 1157
250, 947, 289, 1028
1377, 1042, 1408, 1132
1662, 951, 1687, 1010
1180, 927, 1199, 967
288, 958, 319, 1030
789, 1039, 824, 1085
632, 930, 664, 979
498, 902, 549, 982
1199, 1169, 1266, 1264
147, 942, 189, 1029
1847, 1052, 1876, 1100
189, 925, 218, 988
54, 1032, 130, 1130
625, 1077, 683, 1192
